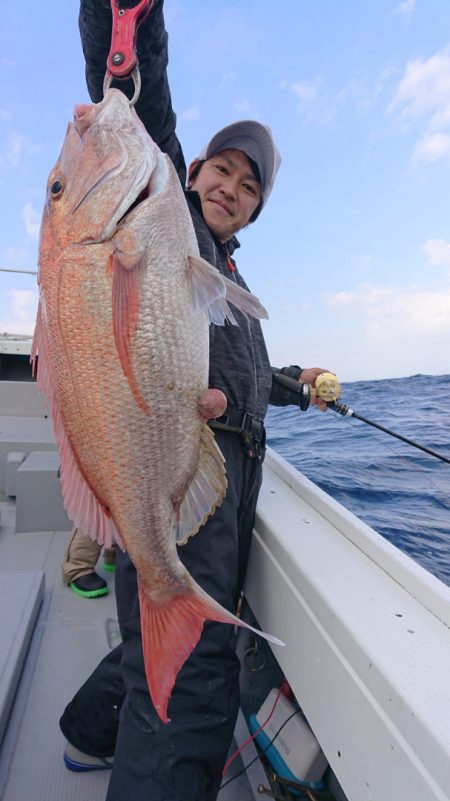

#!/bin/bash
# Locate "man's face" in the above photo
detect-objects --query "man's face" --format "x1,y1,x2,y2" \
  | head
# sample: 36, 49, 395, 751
189, 149, 262, 242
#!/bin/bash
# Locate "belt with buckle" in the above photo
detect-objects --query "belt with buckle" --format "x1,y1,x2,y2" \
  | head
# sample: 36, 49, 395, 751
209, 410, 265, 442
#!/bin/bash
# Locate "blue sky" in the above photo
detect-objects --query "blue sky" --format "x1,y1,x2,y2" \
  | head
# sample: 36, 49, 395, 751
1, 0, 450, 381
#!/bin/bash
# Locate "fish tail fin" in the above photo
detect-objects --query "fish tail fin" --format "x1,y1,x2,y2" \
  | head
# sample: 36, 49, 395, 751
139, 578, 284, 723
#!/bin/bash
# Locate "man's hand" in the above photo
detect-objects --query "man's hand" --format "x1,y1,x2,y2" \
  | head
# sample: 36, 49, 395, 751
299, 368, 333, 412
198, 388, 227, 420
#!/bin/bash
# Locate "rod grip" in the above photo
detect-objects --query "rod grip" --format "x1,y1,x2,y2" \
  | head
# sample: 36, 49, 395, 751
271, 369, 311, 411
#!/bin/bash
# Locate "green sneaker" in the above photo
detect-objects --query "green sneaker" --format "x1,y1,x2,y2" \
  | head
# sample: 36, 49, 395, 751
69, 572, 108, 598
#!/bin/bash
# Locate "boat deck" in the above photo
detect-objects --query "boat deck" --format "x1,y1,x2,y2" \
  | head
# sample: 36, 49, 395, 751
0, 499, 264, 801
2, 371, 450, 801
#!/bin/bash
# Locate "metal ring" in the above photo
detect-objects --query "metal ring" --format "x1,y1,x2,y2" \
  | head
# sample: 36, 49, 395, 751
103, 71, 113, 98
243, 641, 267, 672
102, 65, 142, 107
128, 66, 141, 106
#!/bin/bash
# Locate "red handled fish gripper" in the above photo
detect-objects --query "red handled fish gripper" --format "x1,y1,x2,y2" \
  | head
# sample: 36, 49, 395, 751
103, 0, 155, 105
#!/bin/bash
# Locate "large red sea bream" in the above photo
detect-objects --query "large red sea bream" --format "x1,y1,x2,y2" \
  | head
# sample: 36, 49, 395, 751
32, 88, 281, 721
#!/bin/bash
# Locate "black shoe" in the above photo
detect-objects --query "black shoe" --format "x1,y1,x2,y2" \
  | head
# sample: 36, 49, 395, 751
69, 572, 108, 599
64, 742, 114, 771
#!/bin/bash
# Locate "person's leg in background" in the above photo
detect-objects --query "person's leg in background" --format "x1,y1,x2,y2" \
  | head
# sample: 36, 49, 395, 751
62, 527, 108, 598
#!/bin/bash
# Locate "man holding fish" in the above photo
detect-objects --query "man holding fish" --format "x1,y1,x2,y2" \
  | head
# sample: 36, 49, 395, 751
53, 1, 330, 799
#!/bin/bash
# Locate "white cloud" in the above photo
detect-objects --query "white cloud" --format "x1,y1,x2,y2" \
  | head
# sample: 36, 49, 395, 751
22, 202, 40, 239
412, 132, 450, 164
5, 133, 30, 167
2, 246, 31, 269
0, 289, 38, 336
395, 0, 416, 17
181, 107, 200, 122
218, 72, 236, 90
388, 47, 450, 165
282, 76, 363, 125
0, 108, 12, 121
234, 99, 251, 113
324, 282, 450, 339
290, 80, 320, 104
389, 49, 450, 120
359, 67, 396, 114
422, 238, 450, 268
0, 131, 40, 170
325, 290, 356, 307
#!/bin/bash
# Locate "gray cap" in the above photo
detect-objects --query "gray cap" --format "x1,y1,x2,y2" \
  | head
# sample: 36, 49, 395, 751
197, 120, 281, 216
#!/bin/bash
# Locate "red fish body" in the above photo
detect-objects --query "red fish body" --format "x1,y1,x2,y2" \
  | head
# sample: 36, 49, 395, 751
33, 89, 280, 721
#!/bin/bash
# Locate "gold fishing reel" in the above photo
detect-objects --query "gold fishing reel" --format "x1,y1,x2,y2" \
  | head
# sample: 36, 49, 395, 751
313, 372, 341, 403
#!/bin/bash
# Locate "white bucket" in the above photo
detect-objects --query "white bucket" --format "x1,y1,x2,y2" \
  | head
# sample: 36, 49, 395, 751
249, 688, 328, 785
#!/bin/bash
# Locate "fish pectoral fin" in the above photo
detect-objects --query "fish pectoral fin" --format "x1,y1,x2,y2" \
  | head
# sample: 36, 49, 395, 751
175, 425, 227, 545
222, 272, 269, 320
188, 255, 238, 325
188, 254, 269, 324
139, 577, 284, 724
112, 247, 150, 414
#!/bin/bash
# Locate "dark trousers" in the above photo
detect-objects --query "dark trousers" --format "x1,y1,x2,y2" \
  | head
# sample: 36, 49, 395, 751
60, 431, 263, 801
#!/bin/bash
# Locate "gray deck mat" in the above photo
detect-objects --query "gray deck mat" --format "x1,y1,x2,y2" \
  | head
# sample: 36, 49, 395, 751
0, 500, 261, 800
0, 569, 44, 744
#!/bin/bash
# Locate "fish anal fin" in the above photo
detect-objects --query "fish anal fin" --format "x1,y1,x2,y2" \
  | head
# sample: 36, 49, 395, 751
175, 425, 227, 545
139, 578, 284, 723
112, 246, 150, 415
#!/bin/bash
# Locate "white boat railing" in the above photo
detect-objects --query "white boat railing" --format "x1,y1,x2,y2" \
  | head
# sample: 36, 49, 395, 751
245, 447, 450, 801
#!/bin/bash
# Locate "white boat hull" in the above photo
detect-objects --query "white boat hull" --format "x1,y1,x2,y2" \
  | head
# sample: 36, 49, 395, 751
245, 448, 450, 801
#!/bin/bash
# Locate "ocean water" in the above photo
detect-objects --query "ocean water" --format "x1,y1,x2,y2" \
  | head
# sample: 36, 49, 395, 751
265, 373, 450, 588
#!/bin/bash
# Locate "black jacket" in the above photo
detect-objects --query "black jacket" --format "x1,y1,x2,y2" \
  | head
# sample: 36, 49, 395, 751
78, 0, 303, 419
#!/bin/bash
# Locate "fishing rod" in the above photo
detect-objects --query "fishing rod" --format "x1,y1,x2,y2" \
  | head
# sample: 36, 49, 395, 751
0, 268, 37, 276
271, 369, 450, 467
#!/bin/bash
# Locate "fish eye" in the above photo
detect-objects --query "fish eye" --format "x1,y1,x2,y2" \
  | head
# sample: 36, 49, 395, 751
49, 179, 64, 199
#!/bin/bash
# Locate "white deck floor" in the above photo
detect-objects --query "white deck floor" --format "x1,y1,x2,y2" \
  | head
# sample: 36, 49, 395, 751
0, 498, 262, 801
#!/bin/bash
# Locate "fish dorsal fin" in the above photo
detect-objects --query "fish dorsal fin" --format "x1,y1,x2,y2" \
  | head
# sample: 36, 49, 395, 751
175, 424, 227, 545
188, 255, 269, 325
32, 307, 124, 550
